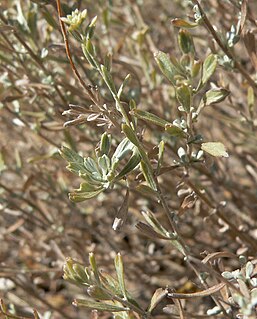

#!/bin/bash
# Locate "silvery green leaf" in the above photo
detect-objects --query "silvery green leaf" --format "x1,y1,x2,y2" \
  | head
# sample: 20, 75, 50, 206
100, 64, 118, 97
176, 83, 192, 112
85, 16, 97, 39
121, 124, 141, 148
98, 155, 111, 175
89, 253, 101, 285
231, 269, 241, 279
131, 109, 170, 128
99, 132, 111, 156
201, 142, 229, 158
69, 188, 104, 202
156, 141, 165, 175
114, 152, 141, 180
80, 172, 103, 185
165, 124, 187, 137
84, 157, 101, 175
73, 299, 129, 312
178, 29, 195, 55
121, 125, 152, 169
222, 271, 234, 280
140, 161, 157, 191
73, 264, 91, 285
100, 272, 121, 295
169, 54, 187, 76
59, 146, 87, 176
112, 138, 135, 166
136, 222, 169, 240
141, 210, 168, 237
201, 54, 217, 85
118, 74, 131, 99
191, 60, 202, 78
176, 83, 192, 113
81, 40, 99, 69
198, 88, 230, 111
63, 258, 77, 282
114, 254, 127, 299
87, 285, 111, 300
78, 182, 100, 193
148, 288, 168, 313
154, 51, 178, 85
246, 261, 254, 279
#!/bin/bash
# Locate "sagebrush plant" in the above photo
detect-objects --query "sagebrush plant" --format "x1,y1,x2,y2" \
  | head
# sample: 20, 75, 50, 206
0, 0, 257, 319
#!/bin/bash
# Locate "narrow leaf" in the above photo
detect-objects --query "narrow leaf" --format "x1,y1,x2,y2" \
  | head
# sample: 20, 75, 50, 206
99, 132, 111, 156
73, 264, 91, 284
114, 254, 127, 300
114, 152, 141, 180
140, 161, 157, 191
112, 138, 135, 164
121, 124, 140, 148
176, 84, 192, 112
156, 141, 165, 175
87, 285, 111, 300
178, 30, 195, 55
199, 88, 230, 110
136, 222, 169, 240
121, 125, 149, 164
59, 146, 86, 175
168, 283, 225, 299
141, 210, 168, 237
118, 74, 131, 99
148, 288, 168, 313
100, 64, 117, 97
69, 183, 103, 202
136, 184, 158, 198
89, 253, 101, 286
73, 299, 129, 312
201, 54, 217, 85
154, 51, 178, 85
131, 109, 170, 128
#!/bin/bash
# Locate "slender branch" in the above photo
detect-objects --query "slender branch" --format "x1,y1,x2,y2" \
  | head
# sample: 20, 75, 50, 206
186, 179, 257, 252
0, 13, 66, 104
55, 0, 98, 104
155, 180, 230, 318
192, 0, 257, 93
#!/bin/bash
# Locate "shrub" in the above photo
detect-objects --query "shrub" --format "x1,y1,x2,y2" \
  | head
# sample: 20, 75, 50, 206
0, 1, 257, 318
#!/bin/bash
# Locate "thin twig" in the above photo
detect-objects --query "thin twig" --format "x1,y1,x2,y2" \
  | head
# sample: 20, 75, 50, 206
55, 0, 98, 104
192, 0, 257, 93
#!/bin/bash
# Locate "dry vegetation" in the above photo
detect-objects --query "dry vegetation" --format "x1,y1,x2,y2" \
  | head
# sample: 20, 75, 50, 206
0, 0, 257, 319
